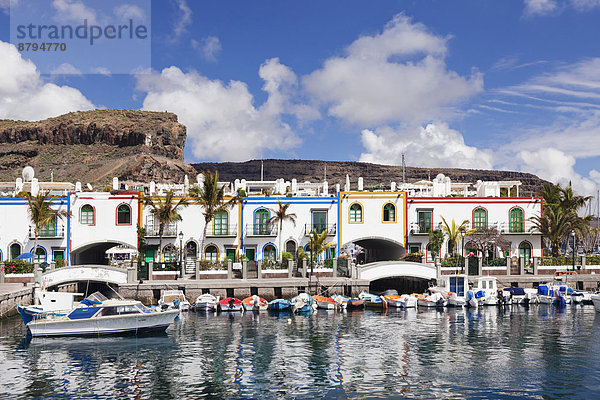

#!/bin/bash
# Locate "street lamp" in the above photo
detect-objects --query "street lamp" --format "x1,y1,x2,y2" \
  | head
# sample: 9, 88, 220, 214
178, 231, 184, 278
460, 230, 466, 274
571, 230, 576, 272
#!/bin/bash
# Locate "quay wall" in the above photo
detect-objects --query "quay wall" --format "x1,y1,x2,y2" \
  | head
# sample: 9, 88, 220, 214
119, 278, 369, 305
0, 285, 33, 318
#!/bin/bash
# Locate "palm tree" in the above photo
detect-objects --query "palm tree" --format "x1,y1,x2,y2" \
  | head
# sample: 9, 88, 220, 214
25, 191, 71, 264
530, 182, 592, 257
530, 206, 578, 257
144, 190, 189, 262
308, 230, 336, 267
440, 216, 472, 255
190, 171, 231, 259
269, 200, 297, 262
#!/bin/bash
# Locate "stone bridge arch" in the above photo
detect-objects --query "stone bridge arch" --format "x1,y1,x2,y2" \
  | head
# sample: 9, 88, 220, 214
42, 265, 128, 289
343, 236, 405, 263
71, 240, 137, 265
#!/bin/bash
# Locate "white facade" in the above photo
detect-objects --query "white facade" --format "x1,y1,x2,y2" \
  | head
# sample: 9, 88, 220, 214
0, 170, 544, 269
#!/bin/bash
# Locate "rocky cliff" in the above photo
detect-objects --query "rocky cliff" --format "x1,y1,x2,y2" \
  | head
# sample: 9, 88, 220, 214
192, 159, 548, 196
0, 110, 196, 185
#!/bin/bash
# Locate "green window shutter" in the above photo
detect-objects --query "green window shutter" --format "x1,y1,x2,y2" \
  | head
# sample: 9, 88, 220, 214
473, 208, 487, 229
510, 208, 524, 233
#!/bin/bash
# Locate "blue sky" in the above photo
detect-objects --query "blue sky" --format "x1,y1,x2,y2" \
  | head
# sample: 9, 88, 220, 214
2, 0, 600, 194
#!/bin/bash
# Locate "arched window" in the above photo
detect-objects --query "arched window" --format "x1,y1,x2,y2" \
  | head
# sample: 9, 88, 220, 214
80, 204, 95, 225
383, 203, 396, 222
34, 247, 46, 264
519, 241, 532, 265
509, 207, 524, 233
117, 204, 131, 225
263, 244, 277, 260
205, 245, 219, 263
254, 209, 270, 235
163, 244, 178, 262
472, 207, 487, 229
349, 203, 363, 223
214, 211, 229, 235
9, 243, 22, 260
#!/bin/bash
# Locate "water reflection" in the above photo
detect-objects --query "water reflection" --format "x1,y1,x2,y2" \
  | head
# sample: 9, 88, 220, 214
1, 307, 600, 399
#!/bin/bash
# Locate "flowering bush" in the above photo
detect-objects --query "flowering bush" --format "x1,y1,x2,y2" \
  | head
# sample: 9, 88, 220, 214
3, 259, 34, 274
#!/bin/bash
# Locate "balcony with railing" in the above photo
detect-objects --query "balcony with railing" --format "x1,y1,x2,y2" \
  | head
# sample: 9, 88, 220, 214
409, 222, 436, 235
29, 225, 65, 239
245, 223, 279, 236
206, 224, 238, 237
410, 220, 539, 235
144, 223, 178, 237
304, 224, 337, 236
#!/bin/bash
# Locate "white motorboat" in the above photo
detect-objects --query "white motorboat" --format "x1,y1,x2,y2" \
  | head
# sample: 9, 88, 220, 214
158, 290, 191, 311
471, 277, 500, 306
417, 291, 446, 308
191, 294, 219, 312
440, 275, 468, 307
535, 283, 568, 306
591, 294, 600, 312
399, 294, 417, 308
18, 290, 83, 325
571, 290, 592, 304
25, 292, 179, 337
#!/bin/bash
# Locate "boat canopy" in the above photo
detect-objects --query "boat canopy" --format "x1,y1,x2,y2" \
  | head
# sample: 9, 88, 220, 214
510, 287, 526, 296
537, 285, 549, 296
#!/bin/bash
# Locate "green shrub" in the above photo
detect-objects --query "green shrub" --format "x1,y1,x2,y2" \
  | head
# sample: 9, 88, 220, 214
262, 259, 285, 269
541, 256, 580, 266
442, 254, 464, 268
198, 260, 227, 271
486, 258, 507, 266
402, 252, 424, 263
324, 259, 333, 269
55, 259, 65, 268
3, 259, 34, 274
282, 252, 293, 261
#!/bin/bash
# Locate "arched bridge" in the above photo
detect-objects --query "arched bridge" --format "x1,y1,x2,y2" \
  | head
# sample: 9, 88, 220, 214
357, 261, 437, 282
42, 265, 128, 288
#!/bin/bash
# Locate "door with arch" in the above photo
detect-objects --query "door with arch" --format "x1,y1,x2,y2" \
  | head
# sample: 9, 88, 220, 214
185, 241, 198, 274
285, 240, 297, 260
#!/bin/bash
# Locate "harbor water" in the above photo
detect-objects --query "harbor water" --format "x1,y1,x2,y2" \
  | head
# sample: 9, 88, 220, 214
1, 306, 599, 399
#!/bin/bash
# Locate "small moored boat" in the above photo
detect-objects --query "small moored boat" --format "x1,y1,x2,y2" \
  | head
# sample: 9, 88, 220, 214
191, 294, 219, 312
291, 293, 317, 313
268, 299, 291, 311
219, 297, 243, 312
242, 295, 268, 311
158, 290, 191, 311
358, 292, 386, 309
313, 295, 336, 310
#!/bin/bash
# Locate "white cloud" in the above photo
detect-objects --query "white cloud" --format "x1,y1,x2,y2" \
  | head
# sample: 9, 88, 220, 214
515, 148, 600, 194
303, 13, 482, 126
359, 123, 494, 169
114, 4, 146, 22
0, 0, 10, 14
91, 66, 111, 76
259, 58, 320, 122
0, 44, 93, 116
170, 0, 192, 41
523, 0, 559, 16
50, 62, 82, 76
52, 0, 98, 24
137, 61, 309, 162
571, 0, 600, 10
191, 36, 221, 62
0, 41, 94, 121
